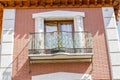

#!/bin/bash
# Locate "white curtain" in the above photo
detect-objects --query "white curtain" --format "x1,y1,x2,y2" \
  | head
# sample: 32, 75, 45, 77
45, 24, 58, 49
45, 23, 73, 49
60, 23, 73, 48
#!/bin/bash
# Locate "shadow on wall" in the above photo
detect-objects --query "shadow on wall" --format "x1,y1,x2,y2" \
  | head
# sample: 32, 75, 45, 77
2, 40, 31, 80
12, 34, 31, 80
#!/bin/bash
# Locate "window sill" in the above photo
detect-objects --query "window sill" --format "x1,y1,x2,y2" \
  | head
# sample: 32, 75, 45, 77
29, 52, 93, 63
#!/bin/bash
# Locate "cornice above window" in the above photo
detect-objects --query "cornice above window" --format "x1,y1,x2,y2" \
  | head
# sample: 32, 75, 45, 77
32, 10, 85, 20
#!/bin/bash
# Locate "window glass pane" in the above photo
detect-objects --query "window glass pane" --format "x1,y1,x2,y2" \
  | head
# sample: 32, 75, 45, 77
45, 22, 58, 49
60, 23, 73, 48
60, 23, 72, 32
46, 22, 57, 32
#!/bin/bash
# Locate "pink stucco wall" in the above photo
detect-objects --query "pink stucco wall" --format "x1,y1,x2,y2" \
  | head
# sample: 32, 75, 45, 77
12, 8, 111, 80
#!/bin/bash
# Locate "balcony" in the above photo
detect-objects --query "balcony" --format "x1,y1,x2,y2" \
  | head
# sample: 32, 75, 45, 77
28, 31, 93, 63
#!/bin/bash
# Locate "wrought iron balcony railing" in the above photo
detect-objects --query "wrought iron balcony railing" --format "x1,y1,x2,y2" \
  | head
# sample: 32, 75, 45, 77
29, 31, 93, 54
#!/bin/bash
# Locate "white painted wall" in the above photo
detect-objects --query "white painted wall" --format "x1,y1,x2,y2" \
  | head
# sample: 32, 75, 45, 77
112, 66, 120, 79
110, 53, 120, 65
0, 9, 15, 80
106, 29, 119, 40
32, 72, 91, 80
102, 7, 120, 80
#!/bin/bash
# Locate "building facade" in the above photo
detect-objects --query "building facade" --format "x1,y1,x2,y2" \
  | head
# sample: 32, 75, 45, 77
0, 0, 120, 80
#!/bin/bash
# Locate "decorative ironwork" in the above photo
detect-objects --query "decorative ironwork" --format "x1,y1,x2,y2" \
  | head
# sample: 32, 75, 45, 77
29, 31, 92, 54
